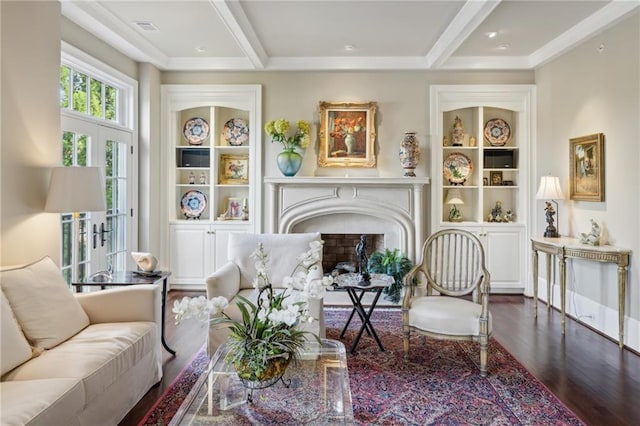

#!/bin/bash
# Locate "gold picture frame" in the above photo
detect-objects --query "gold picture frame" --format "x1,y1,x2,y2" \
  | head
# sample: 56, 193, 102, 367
219, 154, 249, 185
318, 101, 377, 168
569, 133, 604, 201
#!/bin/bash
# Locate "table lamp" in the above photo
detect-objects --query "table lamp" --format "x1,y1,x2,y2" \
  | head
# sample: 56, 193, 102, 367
536, 175, 563, 237
445, 188, 464, 222
45, 166, 106, 282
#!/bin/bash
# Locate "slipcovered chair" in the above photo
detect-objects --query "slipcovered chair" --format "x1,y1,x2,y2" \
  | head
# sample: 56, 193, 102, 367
402, 229, 492, 376
205, 232, 325, 353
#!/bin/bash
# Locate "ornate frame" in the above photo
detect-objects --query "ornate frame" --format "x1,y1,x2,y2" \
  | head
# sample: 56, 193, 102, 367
318, 101, 377, 168
219, 154, 249, 185
569, 133, 604, 201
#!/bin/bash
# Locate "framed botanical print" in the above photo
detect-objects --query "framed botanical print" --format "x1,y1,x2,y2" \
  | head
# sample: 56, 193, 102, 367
219, 154, 249, 185
569, 133, 604, 201
318, 101, 377, 168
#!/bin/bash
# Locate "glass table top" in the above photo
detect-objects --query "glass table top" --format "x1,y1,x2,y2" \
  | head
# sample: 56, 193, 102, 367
170, 338, 353, 425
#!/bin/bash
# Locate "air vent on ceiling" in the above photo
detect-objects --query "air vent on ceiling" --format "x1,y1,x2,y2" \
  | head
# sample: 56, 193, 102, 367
133, 21, 159, 32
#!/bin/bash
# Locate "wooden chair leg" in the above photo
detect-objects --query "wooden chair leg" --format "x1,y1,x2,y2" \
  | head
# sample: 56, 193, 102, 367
403, 330, 410, 359
479, 335, 488, 377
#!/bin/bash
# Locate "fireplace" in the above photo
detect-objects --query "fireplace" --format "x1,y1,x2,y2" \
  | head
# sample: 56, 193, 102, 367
321, 233, 385, 273
265, 177, 430, 263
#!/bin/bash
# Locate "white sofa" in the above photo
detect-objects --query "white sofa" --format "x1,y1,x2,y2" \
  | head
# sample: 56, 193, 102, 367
206, 232, 325, 353
0, 257, 163, 426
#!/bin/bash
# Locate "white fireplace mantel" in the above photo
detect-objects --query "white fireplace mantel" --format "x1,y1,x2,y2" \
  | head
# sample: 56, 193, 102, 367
264, 176, 430, 262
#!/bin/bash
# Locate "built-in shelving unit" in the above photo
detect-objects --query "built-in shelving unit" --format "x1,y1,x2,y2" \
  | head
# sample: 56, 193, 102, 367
430, 85, 536, 293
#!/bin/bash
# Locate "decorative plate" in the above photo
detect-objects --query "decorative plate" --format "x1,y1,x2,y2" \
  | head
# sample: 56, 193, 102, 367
180, 190, 207, 219
443, 152, 473, 185
223, 118, 249, 146
484, 118, 511, 146
183, 117, 210, 145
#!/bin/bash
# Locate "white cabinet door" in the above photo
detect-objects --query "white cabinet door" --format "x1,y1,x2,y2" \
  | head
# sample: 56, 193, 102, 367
169, 223, 215, 289
482, 228, 524, 293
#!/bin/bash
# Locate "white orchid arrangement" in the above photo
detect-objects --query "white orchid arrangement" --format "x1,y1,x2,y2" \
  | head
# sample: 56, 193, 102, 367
173, 240, 333, 381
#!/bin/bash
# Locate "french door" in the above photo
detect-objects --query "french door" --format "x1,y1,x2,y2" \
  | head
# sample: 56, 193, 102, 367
60, 115, 135, 283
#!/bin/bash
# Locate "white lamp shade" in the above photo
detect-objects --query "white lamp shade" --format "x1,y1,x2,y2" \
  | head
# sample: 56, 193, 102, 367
45, 167, 106, 213
445, 188, 464, 205
536, 175, 564, 200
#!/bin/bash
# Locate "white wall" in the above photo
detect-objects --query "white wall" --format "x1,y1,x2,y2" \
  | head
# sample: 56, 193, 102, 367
535, 11, 639, 348
0, 1, 62, 266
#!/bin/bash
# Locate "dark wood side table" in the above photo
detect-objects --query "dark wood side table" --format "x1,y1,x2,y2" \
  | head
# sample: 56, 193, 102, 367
72, 271, 176, 356
334, 273, 394, 354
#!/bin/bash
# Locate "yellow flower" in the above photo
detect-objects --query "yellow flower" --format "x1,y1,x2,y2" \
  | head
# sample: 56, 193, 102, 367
297, 120, 310, 135
274, 119, 290, 134
265, 118, 312, 151
264, 120, 275, 135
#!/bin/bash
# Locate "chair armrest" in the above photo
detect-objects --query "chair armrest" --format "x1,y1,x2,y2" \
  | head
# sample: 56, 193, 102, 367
75, 284, 161, 325
206, 262, 241, 300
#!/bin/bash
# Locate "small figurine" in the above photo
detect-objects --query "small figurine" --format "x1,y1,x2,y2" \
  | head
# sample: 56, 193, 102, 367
199, 172, 207, 184
469, 135, 476, 147
443, 135, 450, 146
580, 219, 601, 246
543, 201, 559, 237
452, 116, 464, 146
355, 235, 370, 286
488, 201, 504, 223
504, 209, 515, 223
241, 198, 249, 221
188, 172, 196, 184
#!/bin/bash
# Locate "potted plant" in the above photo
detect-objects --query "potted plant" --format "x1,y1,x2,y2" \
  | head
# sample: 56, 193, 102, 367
367, 248, 414, 303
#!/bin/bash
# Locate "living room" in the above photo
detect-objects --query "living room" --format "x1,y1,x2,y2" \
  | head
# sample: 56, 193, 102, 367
1, 1, 639, 425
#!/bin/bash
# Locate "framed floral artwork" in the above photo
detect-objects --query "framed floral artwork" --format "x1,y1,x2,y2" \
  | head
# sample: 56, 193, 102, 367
318, 101, 377, 168
569, 133, 604, 201
219, 154, 249, 184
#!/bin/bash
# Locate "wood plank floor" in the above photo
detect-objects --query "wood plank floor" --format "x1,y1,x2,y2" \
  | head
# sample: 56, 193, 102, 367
119, 292, 640, 425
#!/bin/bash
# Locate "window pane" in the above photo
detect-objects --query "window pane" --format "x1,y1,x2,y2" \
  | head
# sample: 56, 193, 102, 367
105, 85, 117, 121
90, 78, 103, 118
61, 216, 73, 268
72, 71, 88, 114
62, 131, 74, 167
77, 135, 88, 166
60, 66, 70, 108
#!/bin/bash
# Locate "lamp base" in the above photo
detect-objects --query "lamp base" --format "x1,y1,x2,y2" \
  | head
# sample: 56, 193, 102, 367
544, 225, 559, 238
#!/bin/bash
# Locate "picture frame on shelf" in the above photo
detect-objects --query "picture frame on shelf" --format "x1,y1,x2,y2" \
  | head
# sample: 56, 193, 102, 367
226, 197, 244, 220
490, 171, 503, 186
483, 177, 489, 186
318, 101, 377, 168
219, 154, 249, 184
569, 133, 604, 201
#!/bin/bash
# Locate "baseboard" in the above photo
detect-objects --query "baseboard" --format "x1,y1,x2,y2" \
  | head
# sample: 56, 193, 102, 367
536, 278, 639, 353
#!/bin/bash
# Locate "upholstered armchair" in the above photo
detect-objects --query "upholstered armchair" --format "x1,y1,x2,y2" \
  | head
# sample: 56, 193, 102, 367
205, 232, 325, 353
402, 229, 492, 376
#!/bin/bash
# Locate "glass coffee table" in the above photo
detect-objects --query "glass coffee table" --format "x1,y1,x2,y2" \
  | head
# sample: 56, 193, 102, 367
170, 338, 353, 425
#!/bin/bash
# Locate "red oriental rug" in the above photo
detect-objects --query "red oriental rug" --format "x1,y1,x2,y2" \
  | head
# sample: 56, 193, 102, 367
139, 308, 585, 425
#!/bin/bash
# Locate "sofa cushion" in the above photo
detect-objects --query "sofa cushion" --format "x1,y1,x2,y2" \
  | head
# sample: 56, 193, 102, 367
2, 321, 157, 403
0, 378, 85, 426
228, 232, 322, 289
0, 256, 89, 349
1, 291, 33, 375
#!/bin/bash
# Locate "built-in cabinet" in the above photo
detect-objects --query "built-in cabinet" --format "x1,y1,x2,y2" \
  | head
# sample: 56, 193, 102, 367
161, 85, 262, 289
430, 85, 535, 293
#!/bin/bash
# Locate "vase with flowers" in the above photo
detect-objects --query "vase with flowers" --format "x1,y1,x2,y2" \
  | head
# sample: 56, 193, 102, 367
264, 119, 311, 177
173, 240, 333, 395
330, 115, 365, 155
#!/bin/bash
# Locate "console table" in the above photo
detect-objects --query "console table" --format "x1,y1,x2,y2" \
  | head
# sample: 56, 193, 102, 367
531, 237, 630, 348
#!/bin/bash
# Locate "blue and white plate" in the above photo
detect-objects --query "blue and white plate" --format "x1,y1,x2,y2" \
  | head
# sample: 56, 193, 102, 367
223, 118, 249, 146
183, 117, 210, 145
180, 190, 207, 219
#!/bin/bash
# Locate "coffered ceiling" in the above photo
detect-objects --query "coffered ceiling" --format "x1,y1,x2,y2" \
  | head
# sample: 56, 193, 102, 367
61, 0, 639, 71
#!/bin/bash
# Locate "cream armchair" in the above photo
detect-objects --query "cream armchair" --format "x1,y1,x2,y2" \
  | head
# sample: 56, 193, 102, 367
206, 232, 325, 352
402, 229, 492, 376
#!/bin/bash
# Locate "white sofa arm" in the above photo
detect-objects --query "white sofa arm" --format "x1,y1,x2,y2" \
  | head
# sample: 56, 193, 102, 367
206, 262, 241, 300
75, 284, 161, 327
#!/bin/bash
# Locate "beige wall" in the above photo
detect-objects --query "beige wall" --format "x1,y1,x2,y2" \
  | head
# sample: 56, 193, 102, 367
536, 11, 640, 322
1, 1, 62, 266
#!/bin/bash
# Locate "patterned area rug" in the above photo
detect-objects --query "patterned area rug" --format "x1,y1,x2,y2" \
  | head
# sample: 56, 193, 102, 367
139, 308, 585, 425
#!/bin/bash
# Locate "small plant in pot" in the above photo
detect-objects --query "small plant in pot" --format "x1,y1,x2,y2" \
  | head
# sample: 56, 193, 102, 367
367, 248, 414, 303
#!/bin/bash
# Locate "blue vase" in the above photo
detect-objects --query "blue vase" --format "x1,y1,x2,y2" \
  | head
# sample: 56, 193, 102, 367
276, 149, 302, 177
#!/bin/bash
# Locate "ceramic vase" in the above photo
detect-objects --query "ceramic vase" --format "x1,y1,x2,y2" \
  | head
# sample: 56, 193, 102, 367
399, 132, 420, 177
344, 134, 355, 154
276, 149, 302, 177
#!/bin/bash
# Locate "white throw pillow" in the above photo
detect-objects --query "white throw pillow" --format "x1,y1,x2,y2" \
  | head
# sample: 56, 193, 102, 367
0, 291, 33, 375
0, 257, 90, 349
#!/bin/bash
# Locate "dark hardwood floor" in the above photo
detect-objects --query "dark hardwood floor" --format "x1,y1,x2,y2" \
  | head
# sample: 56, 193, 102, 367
120, 292, 640, 425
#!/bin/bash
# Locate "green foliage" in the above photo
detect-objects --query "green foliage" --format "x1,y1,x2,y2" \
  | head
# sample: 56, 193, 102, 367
368, 248, 414, 303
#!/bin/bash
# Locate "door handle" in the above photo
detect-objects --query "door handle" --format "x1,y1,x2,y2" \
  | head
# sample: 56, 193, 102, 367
92, 224, 98, 249
100, 222, 111, 247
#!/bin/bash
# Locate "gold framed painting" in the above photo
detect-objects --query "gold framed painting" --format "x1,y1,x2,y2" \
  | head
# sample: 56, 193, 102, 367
219, 154, 249, 185
569, 133, 604, 201
318, 101, 377, 168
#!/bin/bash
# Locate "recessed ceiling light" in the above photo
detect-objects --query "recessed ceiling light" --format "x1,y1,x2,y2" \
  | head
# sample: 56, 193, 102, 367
496, 43, 511, 50
485, 31, 498, 39
344, 45, 356, 52
195, 46, 207, 53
